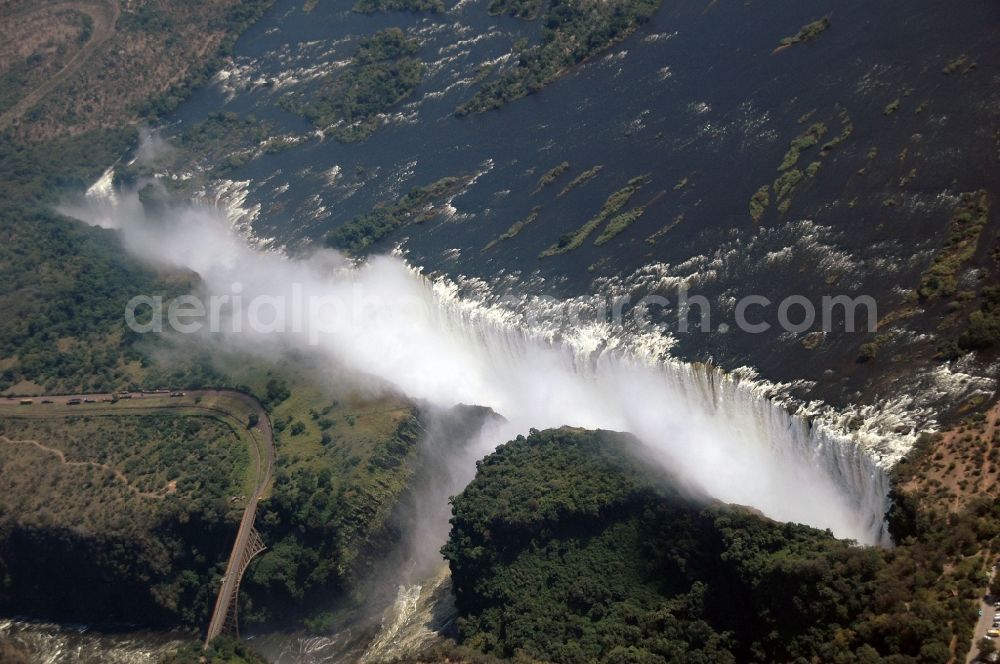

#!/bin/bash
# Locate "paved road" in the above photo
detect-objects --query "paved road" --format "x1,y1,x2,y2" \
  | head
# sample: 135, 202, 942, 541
968, 563, 999, 663
0, 389, 275, 643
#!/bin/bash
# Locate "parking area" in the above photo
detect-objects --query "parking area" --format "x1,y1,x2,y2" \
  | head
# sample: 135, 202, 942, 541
969, 563, 1000, 663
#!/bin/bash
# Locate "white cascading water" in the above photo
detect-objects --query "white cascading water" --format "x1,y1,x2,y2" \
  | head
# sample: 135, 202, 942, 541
360, 585, 423, 662
404, 268, 896, 546
0, 618, 187, 664
65, 174, 914, 546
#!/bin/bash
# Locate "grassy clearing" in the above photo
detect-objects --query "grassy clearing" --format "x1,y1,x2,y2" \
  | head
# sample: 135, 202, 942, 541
0, 392, 266, 496
5, 0, 272, 142
0, 411, 249, 521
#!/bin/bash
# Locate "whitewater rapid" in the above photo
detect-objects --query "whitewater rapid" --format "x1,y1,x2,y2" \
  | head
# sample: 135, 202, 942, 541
0, 619, 186, 664
397, 266, 897, 545
66, 173, 920, 545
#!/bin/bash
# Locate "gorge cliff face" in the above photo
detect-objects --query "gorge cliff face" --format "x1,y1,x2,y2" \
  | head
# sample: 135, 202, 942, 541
442, 427, 961, 663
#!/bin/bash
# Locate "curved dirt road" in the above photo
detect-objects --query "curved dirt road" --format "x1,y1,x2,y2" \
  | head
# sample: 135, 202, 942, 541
0, 434, 175, 499
0, 389, 275, 643
0, 0, 120, 130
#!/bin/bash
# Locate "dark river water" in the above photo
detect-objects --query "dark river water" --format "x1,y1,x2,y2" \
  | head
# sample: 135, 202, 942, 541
9, 0, 1000, 660
166, 0, 1000, 394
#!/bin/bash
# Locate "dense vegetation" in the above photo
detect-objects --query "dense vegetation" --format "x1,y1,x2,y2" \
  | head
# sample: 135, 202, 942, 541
594, 206, 645, 245
541, 175, 649, 256
0, 413, 248, 625
918, 191, 991, 301
482, 206, 541, 251
325, 175, 470, 254
942, 54, 977, 76
444, 427, 997, 663
776, 17, 831, 50
746, 110, 852, 224
0, 7, 433, 640
749, 185, 770, 222
5, 0, 273, 142
160, 636, 268, 664
290, 28, 424, 142
456, 0, 661, 115
0, 130, 193, 395
533, 161, 571, 193
559, 164, 603, 197
244, 410, 423, 627
177, 111, 274, 172
905, 190, 1000, 360
353, 0, 445, 12
488, 0, 545, 19
778, 122, 827, 171
959, 286, 1000, 354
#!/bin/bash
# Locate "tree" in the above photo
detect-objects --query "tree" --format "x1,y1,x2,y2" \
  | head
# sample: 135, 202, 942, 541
976, 637, 997, 662
263, 378, 290, 406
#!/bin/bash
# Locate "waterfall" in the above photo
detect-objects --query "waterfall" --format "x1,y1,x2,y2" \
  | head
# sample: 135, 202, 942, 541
46, 168, 944, 664
65, 183, 919, 547
406, 268, 902, 546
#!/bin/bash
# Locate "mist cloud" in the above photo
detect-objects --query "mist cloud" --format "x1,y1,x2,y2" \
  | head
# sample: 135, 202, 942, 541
62, 180, 890, 545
